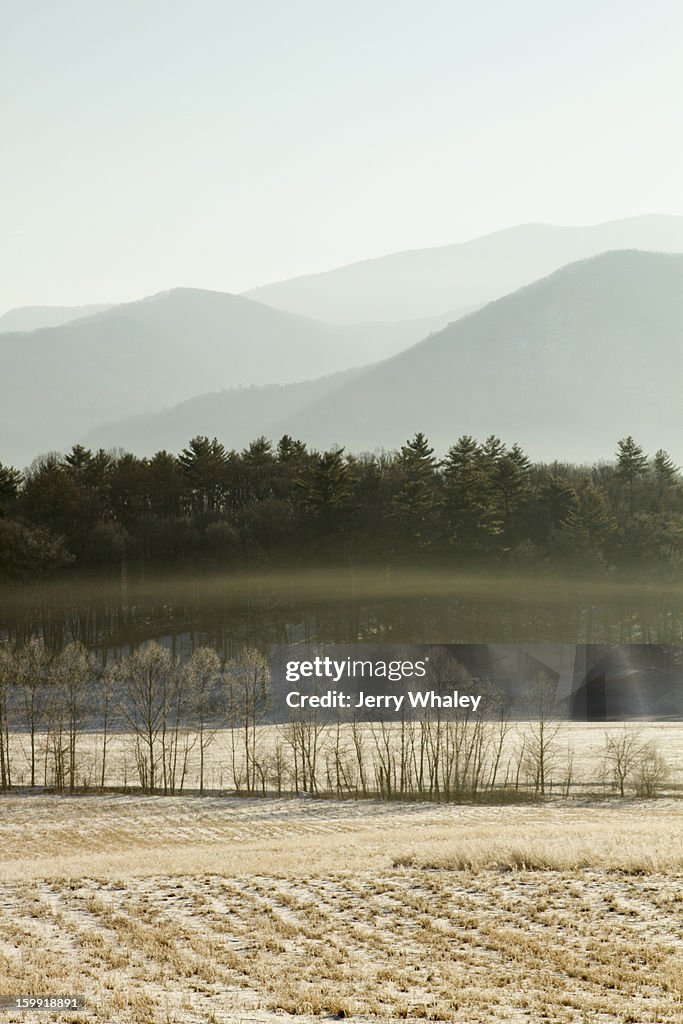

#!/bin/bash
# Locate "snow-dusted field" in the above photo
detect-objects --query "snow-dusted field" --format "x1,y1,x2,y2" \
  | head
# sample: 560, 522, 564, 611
0, 794, 682, 1023
6, 720, 683, 797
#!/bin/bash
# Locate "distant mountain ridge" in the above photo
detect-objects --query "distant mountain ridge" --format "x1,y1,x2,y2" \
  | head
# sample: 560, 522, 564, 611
270, 249, 683, 462
85, 369, 362, 457
8, 214, 683, 333
0, 303, 113, 332
0, 288, 461, 467
88, 250, 683, 464
6, 217, 683, 469
244, 215, 683, 323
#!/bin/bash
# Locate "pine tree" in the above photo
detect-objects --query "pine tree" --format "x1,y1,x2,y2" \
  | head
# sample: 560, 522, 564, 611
442, 435, 500, 554
534, 475, 578, 540
652, 449, 679, 506
276, 435, 307, 461
492, 450, 530, 520
489, 442, 531, 543
241, 437, 275, 502
0, 463, 22, 516
299, 448, 352, 538
179, 436, 230, 515
615, 437, 648, 513
392, 433, 439, 551
147, 451, 185, 518
560, 481, 616, 568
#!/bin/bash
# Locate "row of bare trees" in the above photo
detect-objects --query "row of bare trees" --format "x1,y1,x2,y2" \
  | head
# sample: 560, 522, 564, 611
0, 640, 270, 795
271, 710, 670, 800
0, 640, 674, 798
0, 641, 93, 792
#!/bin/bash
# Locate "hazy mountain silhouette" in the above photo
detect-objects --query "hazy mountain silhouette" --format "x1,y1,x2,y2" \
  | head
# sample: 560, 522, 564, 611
1, 289, 459, 467
85, 370, 362, 456
88, 251, 683, 464
0, 304, 113, 332
244, 215, 683, 323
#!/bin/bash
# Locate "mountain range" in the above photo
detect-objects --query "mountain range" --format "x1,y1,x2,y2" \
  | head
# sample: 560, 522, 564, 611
3, 215, 683, 468
244, 214, 683, 322
87, 250, 683, 465
0, 291, 458, 467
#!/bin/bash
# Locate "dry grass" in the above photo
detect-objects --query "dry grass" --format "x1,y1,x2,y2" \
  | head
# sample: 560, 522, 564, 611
395, 839, 683, 874
0, 794, 681, 1023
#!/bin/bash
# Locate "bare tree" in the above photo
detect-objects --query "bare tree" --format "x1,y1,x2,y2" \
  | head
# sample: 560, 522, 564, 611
0, 646, 14, 790
50, 643, 94, 792
522, 670, 560, 795
324, 715, 356, 796
266, 735, 290, 796
16, 640, 50, 788
119, 641, 179, 793
162, 655, 195, 796
185, 646, 222, 794
349, 716, 369, 797
633, 742, 670, 798
486, 688, 512, 792
602, 727, 646, 797
281, 707, 325, 795
370, 719, 398, 798
225, 647, 271, 794
99, 661, 117, 791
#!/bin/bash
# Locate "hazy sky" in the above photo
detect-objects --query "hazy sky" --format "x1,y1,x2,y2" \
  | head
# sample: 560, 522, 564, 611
2, 0, 682, 311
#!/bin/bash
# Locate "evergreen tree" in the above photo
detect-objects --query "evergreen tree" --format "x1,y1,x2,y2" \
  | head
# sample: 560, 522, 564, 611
442, 436, 500, 555
20, 454, 81, 541
0, 463, 22, 516
109, 452, 150, 526
147, 451, 185, 518
392, 433, 440, 551
178, 436, 230, 515
276, 435, 307, 461
560, 481, 617, 568
492, 449, 530, 520
652, 449, 679, 506
241, 437, 275, 502
533, 475, 578, 541
615, 437, 648, 513
481, 435, 506, 463
299, 448, 353, 539
62, 445, 114, 547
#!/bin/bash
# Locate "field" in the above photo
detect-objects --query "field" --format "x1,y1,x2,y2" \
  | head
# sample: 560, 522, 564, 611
5, 721, 683, 799
0, 791, 682, 1024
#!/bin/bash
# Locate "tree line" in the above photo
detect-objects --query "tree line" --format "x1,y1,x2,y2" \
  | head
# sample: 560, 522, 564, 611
0, 640, 672, 800
0, 432, 681, 579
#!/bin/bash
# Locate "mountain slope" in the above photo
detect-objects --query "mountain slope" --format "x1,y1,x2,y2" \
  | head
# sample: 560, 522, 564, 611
1, 288, 453, 467
276, 249, 683, 462
85, 370, 362, 456
244, 215, 683, 323
0, 304, 113, 332
87, 251, 683, 464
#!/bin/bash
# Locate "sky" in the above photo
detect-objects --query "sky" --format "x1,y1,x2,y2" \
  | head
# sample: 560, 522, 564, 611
2, 0, 683, 311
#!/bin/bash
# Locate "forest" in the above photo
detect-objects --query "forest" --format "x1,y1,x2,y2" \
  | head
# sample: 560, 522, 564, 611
1, 432, 681, 581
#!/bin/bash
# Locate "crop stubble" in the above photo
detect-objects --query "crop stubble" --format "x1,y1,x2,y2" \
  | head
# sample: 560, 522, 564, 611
0, 792, 682, 1023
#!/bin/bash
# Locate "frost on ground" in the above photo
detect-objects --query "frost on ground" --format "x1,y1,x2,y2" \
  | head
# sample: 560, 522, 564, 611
0, 795, 682, 1023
